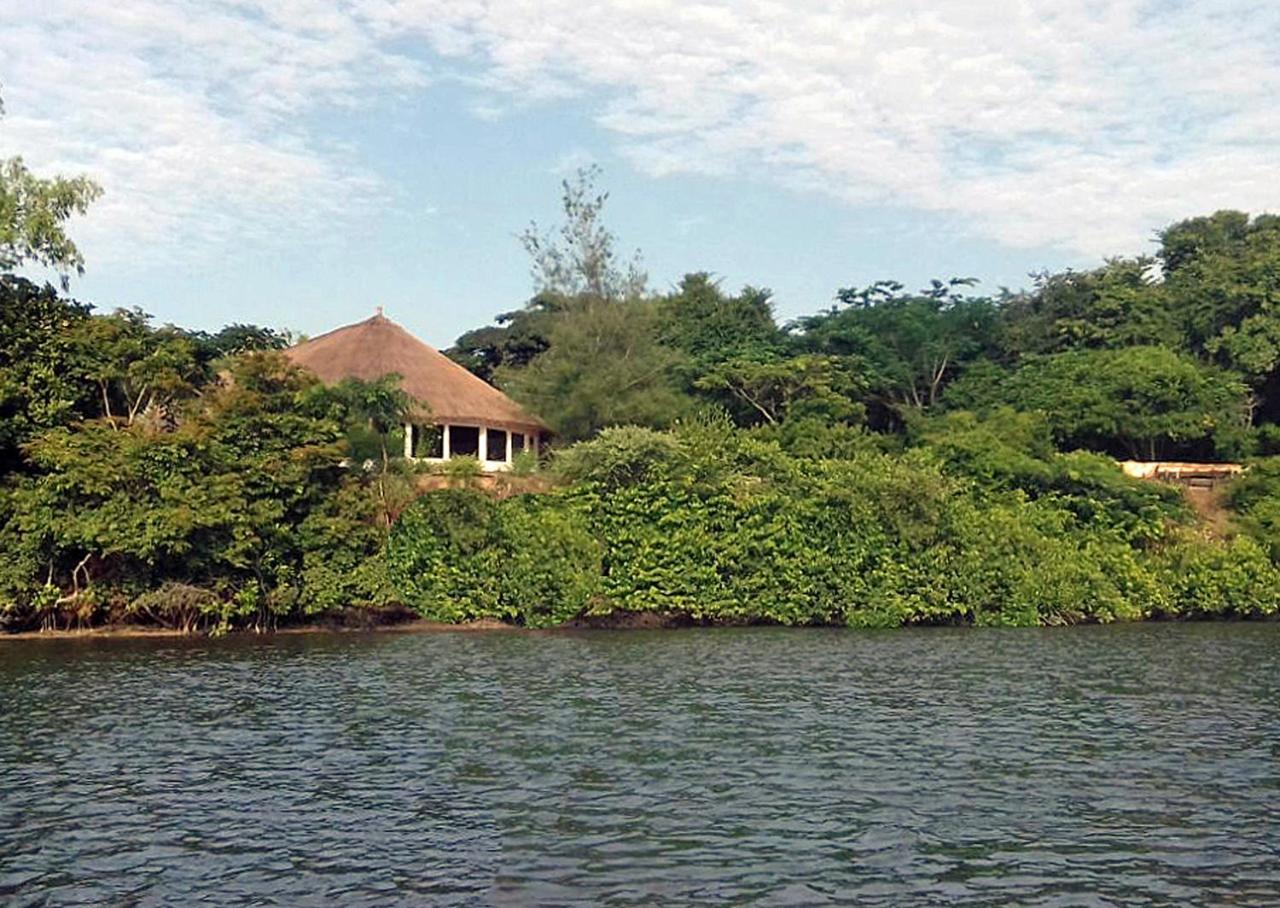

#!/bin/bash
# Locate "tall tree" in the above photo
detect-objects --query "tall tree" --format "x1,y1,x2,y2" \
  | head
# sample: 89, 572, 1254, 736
0, 275, 95, 472
68, 309, 201, 430
0, 93, 102, 285
694, 354, 867, 426
997, 259, 1179, 356
446, 294, 558, 382
520, 164, 646, 301
498, 299, 693, 442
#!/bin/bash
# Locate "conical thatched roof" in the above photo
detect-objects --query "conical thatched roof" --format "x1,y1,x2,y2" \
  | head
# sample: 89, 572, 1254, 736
285, 312, 548, 433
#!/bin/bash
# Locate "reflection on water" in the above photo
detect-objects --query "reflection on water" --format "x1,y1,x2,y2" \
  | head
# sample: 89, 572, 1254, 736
2, 623, 1279, 905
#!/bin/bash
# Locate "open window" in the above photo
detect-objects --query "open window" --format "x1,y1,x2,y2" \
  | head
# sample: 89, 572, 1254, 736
486, 428, 508, 462
413, 425, 443, 459
449, 425, 480, 458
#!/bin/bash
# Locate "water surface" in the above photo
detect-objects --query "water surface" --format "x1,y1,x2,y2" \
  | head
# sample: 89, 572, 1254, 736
2, 623, 1279, 905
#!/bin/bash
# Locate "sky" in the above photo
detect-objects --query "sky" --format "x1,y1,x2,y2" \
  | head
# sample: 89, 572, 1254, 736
2, 0, 1278, 348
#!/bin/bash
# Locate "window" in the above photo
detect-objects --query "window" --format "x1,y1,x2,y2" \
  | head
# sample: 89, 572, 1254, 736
512, 432, 525, 453
486, 428, 508, 462
449, 425, 480, 457
414, 425, 443, 459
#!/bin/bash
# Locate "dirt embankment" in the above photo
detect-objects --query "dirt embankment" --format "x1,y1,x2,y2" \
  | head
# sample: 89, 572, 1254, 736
1182, 484, 1235, 538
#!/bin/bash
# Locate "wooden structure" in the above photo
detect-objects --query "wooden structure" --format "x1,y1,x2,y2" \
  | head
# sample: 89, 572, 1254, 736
1119, 461, 1243, 491
285, 310, 548, 471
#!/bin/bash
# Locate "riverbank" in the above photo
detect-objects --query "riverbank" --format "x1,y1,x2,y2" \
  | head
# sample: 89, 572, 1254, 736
4, 608, 1274, 642
0, 617, 519, 641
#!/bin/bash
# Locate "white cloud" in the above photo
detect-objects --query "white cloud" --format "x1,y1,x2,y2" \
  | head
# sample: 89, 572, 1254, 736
2, 0, 1278, 265
375, 0, 1280, 256
0, 0, 420, 266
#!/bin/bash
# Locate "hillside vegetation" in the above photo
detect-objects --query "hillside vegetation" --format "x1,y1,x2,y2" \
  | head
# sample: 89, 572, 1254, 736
5, 159, 1280, 632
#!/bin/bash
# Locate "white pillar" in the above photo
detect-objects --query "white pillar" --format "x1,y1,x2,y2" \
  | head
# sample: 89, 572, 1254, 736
403, 422, 413, 459
532, 434, 540, 458
442, 424, 451, 460
505, 429, 513, 463
479, 426, 488, 464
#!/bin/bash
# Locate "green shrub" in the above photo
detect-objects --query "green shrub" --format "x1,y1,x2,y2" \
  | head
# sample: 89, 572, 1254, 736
552, 425, 686, 490
386, 489, 503, 621
497, 495, 602, 626
1156, 536, 1280, 617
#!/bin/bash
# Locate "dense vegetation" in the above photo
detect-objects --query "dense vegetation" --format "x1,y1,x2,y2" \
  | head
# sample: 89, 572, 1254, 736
4, 144, 1280, 632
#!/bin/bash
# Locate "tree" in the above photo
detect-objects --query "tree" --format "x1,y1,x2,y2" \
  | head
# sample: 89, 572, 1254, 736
794, 279, 998, 411
0, 93, 102, 284
0, 275, 95, 472
68, 309, 201, 430
184, 323, 291, 366
943, 346, 1252, 461
446, 294, 558, 382
997, 259, 1180, 356
658, 273, 784, 369
332, 375, 411, 464
694, 354, 867, 426
497, 298, 693, 442
519, 164, 646, 301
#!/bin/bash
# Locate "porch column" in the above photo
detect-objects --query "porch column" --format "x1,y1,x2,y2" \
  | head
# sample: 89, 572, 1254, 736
479, 426, 488, 464
442, 424, 451, 460
505, 429, 514, 463
403, 422, 413, 459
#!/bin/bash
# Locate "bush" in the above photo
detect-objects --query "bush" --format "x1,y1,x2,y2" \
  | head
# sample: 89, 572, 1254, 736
552, 425, 686, 490
1156, 536, 1280, 617
386, 489, 503, 622
128, 583, 222, 633
387, 489, 602, 626
387, 424, 1280, 629
497, 495, 602, 626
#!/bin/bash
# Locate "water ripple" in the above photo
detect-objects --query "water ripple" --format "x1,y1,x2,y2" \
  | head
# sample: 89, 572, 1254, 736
2, 623, 1279, 905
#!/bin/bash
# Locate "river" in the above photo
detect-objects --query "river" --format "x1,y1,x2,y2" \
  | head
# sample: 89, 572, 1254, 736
2, 623, 1278, 905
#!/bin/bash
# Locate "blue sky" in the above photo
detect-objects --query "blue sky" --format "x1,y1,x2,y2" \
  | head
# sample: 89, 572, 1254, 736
2, 1, 1277, 347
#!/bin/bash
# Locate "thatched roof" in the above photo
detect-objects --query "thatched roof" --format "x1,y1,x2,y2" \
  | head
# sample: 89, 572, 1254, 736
285, 312, 548, 433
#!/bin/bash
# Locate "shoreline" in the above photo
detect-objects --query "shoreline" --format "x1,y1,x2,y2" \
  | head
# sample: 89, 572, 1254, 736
1, 611, 1272, 642
0, 618, 520, 642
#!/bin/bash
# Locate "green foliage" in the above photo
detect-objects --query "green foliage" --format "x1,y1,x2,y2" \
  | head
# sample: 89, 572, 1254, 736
446, 295, 556, 382
9, 178, 1280, 635
440, 455, 484, 482
0, 352, 395, 629
694, 354, 867, 427
386, 489, 601, 627
497, 298, 695, 441
496, 495, 603, 626
0, 156, 102, 283
944, 346, 1251, 460
385, 489, 503, 621
510, 449, 540, 476
328, 375, 411, 469
553, 425, 687, 490
519, 164, 646, 301
184, 324, 290, 365
794, 280, 998, 411
997, 259, 1180, 356
386, 424, 1266, 629
659, 273, 785, 372
68, 308, 202, 430
915, 408, 1187, 540
0, 276, 95, 471
1155, 536, 1280, 618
